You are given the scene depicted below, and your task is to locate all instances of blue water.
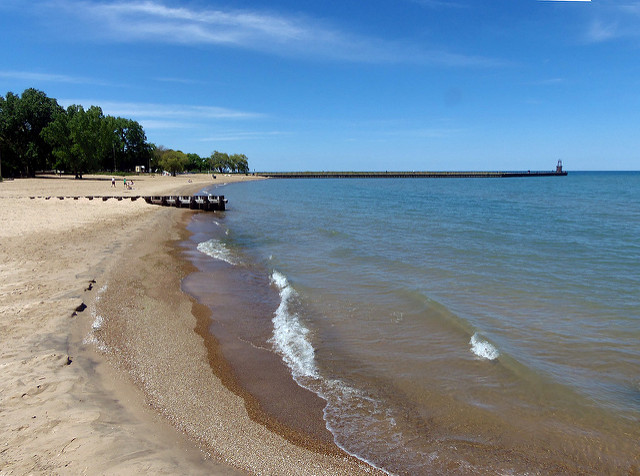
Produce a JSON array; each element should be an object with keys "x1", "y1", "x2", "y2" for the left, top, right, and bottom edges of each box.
[{"x1": 197, "y1": 172, "x2": 640, "y2": 474}]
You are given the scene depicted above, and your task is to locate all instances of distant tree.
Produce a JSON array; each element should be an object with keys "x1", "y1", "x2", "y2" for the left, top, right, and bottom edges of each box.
[
  {"x1": 210, "y1": 150, "x2": 230, "y2": 173},
  {"x1": 99, "y1": 116, "x2": 149, "y2": 172},
  {"x1": 40, "y1": 106, "x2": 73, "y2": 173},
  {"x1": 0, "y1": 88, "x2": 62, "y2": 177},
  {"x1": 150, "y1": 144, "x2": 168, "y2": 173},
  {"x1": 112, "y1": 117, "x2": 149, "y2": 171},
  {"x1": 1, "y1": 88, "x2": 153, "y2": 178},
  {"x1": 229, "y1": 153, "x2": 249, "y2": 174},
  {"x1": 186, "y1": 152, "x2": 207, "y2": 172},
  {"x1": 42, "y1": 105, "x2": 112, "y2": 178},
  {"x1": 207, "y1": 150, "x2": 250, "y2": 174},
  {"x1": 158, "y1": 149, "x2": 188, "y2": 176}
]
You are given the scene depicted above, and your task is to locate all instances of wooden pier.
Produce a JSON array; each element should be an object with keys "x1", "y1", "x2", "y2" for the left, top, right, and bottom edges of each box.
[{"x1": 27, "y1": 194, "x2": 227, "y2": 211}]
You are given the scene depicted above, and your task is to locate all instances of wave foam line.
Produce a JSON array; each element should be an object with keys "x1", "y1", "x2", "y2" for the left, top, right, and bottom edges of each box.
[
  {"x1": 269, "y1": 270, "x2": 318, "y2": 379},
  {"x1": 470, "y1": 332, "x2": 500, "y2": 360},
  {"x1": 197, "y1": 239, "x2": 239, "y2": 265},
  {"x1": 84, "y1": 284, "x2": 109, "y2": 352},
  {"x1": 268, "y1": 270, "x2": 393, "y2": 474}
]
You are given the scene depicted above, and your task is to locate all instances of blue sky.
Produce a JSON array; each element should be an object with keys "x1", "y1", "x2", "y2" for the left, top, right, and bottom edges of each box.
[{"x1": 1, "y1": 0, "x2": 638, "y2": 171}]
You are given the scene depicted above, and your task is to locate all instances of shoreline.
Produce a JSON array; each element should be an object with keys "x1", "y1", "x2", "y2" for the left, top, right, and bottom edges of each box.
[
  {"x1": 184, "y1": 260, "x2": 342, "y2": 454},
  {"x1": 180, "y1": 216, "x2": 343, "y2": 454},
  {"x1": 0, "y1": 174, "x2": 377, "y2": 474},
  {"x1": 93, "y1": 190, "x2": 375, "y2": 474}
]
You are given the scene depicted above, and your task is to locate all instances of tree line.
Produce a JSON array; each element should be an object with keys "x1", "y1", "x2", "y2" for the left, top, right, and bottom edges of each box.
[
  {"x1": 154, "y1": 147, "x2": 249, "y2": 176},
  {"x1": 0, "y1": 88, "x2": 250, "y2": 179}
]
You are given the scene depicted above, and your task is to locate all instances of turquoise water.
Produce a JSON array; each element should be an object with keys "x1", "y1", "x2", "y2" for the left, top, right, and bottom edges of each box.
[{"x1": 195, "y1": 172, "x2": 640, "y2": 474}]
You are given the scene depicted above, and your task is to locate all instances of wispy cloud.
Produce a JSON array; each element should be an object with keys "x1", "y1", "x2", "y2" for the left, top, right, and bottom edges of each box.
[
  {"x1": 582, "y1": 2, "x2": 640, "y2": 43},
  {"x1": 59, "y1": 99, "x2": 262, "y2": 120},
  {"x1": 41, "y1": 0, "x2": 499, "y2": 66},
  {"x1": 153, "y1": 77, "x2": 207, "y2": 85},
  {"x1": 134, "y1": 120, "x2": 192, "y2": 130},
  {"x1": 200, "y1": 131, "x2": 287, "y2": 142},
  {"x1": 0, "y1": 70, "x2": 109, "y2": 85},
  {"x1": 529, "y1": 77, "x2": 565, "y2": 86},
  {"x1": 586, "y1": 20, "x2": 619, "y2": 42}
]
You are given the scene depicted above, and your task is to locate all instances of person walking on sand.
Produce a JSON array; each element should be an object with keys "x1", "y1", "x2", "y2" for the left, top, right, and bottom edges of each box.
[
  {"x1": 123, "y1": 177, "x2": 127, "y2": 189},
  {"x1": 111, "y1": 177, "x2": 116, "y2": 187}
]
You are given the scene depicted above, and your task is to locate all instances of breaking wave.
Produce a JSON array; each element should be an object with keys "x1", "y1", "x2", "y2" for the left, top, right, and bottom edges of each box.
[
  {"x1": 269, "y1": 270, "x2": 318, "y2": 379},
  {"x1": 197, "y1": 239, "x2": 240, "y2": 265},
  {"x1": 470, "y1": 333, "x2": 500, "y2": 360}
]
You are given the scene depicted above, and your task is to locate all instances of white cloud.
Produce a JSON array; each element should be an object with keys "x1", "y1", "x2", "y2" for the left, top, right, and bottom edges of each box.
[
  {"x1": 200, "y1": 130, "x2": 286, "y2": 142},
  {"x1": 136, "y1": 119, "x2": 192, "y2": 130},
  {"x1": 586, "y1": 20, "x2": 619, "y2": 42},
  {"x1": 530, "y1": 77, "x2": 565, "y2": 85},
  {"x1": 42, "y1": 0, "x2": 498, "y2": 66},
  {"x1": 582, "y1": 2, "x2": 640, "y2": 43},
  {"x1": 153, "y1": 77, "x2": 207, "y2": 85},
  {"x1": 0, "y1": 70, "x2": 108, "y2": 85},
  {"x1": 58, "y1": 99, "x2": 262, "y2": 120}
]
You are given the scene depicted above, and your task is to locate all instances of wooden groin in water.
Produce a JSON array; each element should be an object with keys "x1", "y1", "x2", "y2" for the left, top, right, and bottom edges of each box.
[
  {"x1": 145, "y1": 195, "x2": 226, "y2": 211},
  {"x1": 27, "y1": 195, "x2": 227, "y2": 211}
]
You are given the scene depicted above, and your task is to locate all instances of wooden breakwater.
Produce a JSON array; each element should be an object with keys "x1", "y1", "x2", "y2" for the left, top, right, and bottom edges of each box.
[
  {"x1": 258, "y1": 171, "x2": 567, "y2": 179},
  {"x1": 28, "y1": 194, "x2": 227, "y2": 211},
  {"x1": 145, "y1": 195, "x2": 226, "y2": 211}
]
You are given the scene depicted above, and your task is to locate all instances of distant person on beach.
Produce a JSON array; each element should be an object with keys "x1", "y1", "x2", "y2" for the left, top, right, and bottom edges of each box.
[
  {"x1": 123, "y1": 177, "x2": 127, "y2": 188},
  {"x1": 111, "y1": 177, "x2": 116, "y2": 187}
]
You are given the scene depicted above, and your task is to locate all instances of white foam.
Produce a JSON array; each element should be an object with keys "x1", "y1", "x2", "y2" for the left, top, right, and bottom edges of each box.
[
  {"x1": 91, "y1": 313, "x2": 104, "y2": 330},
  {"x1": 267, "y1": 271, "x2": 400, "y2": 474},
  {"x1": 269, "y1": 270, "x2": 319, "y2": 380},
  {"x1": 197, "y1": 239, "x2": 239, "y2": 265},
  {"x1": 89, "y1": 284, "x2": 107, "y2": 333},
  {"x1": 84, "y1": 284, "x2": 109, "y2": 352},
  {"x1": 470, "y1": 333, "x2": 500, "y2": 360},
  {"x1": 82, "y1": 332, "x2": 109, "y2": 353}
]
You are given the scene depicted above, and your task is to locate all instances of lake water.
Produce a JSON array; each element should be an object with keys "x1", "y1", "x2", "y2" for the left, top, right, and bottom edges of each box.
[{"x1": 188, "y1": 172, "x2": 640, "y2": 474}]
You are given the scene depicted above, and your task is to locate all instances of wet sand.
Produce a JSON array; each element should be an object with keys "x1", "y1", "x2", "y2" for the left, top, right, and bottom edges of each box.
[
  {"x1": 0, "y1": 174, "x2": 377, "y2": 474},
  {"x1": 180, "y1": 236, "x2": 338, "y2": 451}
]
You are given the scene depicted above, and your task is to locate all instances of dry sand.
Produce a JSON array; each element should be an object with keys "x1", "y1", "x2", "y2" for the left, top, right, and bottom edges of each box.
[{"x1": 0, "y1": 175, "x2": 378, "y2": 475}]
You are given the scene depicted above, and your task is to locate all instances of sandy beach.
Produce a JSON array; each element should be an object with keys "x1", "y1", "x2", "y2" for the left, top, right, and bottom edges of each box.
[{"x1": 0, "y1": 174, "x2": 377, "y2": 475}]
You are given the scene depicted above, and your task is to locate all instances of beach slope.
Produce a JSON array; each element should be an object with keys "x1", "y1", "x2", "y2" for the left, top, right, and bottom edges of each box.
[{"x1": 0, "y1": 174, "x2": 375, "y2": 475}]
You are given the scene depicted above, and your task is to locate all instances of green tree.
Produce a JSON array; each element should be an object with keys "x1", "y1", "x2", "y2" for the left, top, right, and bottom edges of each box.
[
  {"x1": 102, "y1": 116, "x2": 150, "y2": 172},
  {"x1": 186, "y1": 153, "x2": 206, "y2": 172},
  {"x1": 42, "y1": 105, "x2": 111, "y2": 178},
  {"x1": 210, "y1": 150, "x2": 230, "y2": 173},
  {"x1": 229, "y1": 153, "x2": 249, "y2": 174},
  {"x1": 149, "y1": 143, "x2": 166, "y2": 172},
  {"x1": 0, "y1": 88, "x2": 62, "y2": 177},
  {"x1": 113, "y1": 117, "x2": 149, "y2": 171},
  {"x1": 158, "y1": 149, "x2": 188, "y2": 176},
  {"x1": 40, "y1": 105, "x2": 73, "y2": 172}
]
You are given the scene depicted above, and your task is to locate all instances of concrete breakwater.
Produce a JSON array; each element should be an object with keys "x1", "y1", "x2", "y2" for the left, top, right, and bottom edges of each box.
[{"x1": 258, "y1": 171, "x2": 568, "y2": 179}]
